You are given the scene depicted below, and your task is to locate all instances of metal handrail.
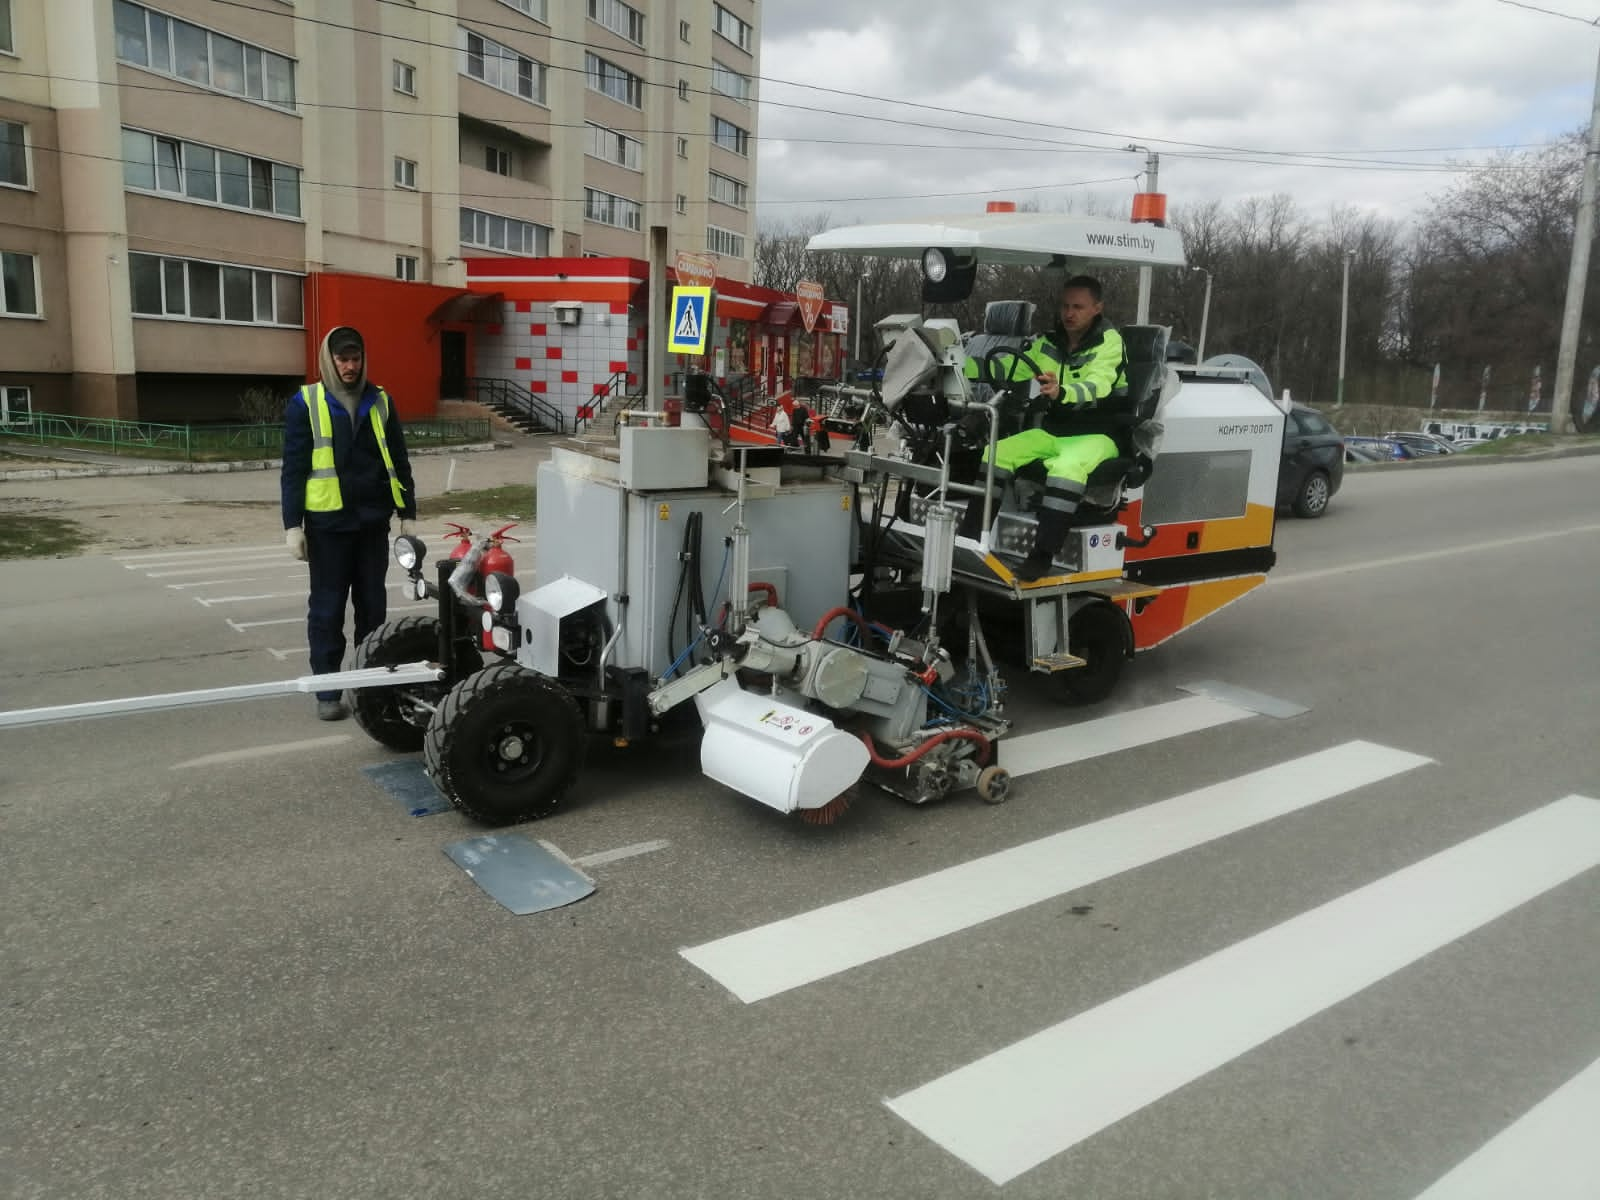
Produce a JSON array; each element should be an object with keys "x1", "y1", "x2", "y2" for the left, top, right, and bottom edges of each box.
[
  {"x1": 574, "y1": 371, "x2": 632, "y2": 432},
  {"x1": 466, "y1": 377, "x2": 565, "y2": 434}
]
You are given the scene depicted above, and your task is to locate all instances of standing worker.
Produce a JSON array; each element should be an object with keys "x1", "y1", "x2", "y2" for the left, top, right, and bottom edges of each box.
[
  {"x1": 962, "y1": 276, "x2": 1127, "y2": 581},
  {"x1": 281, "y1": 326, "x2": 418, "y2": 721}
]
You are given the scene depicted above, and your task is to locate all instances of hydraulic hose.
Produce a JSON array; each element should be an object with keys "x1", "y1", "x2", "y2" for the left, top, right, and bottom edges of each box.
[
  {"x1": 859, "y1": 728, "x2": 991, "y2": 769},
  {"x1": 812, "y1": 605, "x2": 876, "y2": 646}
]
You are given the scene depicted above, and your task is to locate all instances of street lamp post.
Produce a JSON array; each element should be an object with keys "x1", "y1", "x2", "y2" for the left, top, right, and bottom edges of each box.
[
  {"x1": 1191, "y1": 266, "x2": 1213, "y2": 361},
  {"x1": 1336, "y1": 249, "x2": 1355, "y2": 408}
]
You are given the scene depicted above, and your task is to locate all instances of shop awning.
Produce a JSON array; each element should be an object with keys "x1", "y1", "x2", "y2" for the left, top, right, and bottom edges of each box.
[
  {"x1": 428, "y1": 290, "x2": 503, "y2": 324},
  {"x1": 761, "y1": 301, "x2": 801, "y2": 328}
]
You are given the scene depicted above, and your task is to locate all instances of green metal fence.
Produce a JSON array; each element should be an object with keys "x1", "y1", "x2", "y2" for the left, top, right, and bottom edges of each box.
[{"x1": 0, "y1": 413, "x2": 492, "y2": 461}]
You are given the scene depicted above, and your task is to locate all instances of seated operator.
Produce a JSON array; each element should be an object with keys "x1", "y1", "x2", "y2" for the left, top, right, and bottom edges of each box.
[{"x1": 960, "y1": 274, "x2": 1127, "y2": 581}]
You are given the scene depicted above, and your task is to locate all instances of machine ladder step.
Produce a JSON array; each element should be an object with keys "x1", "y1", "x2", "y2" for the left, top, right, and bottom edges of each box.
[{"x1": 1031, "y1": 652, "x2": 1087, "y2": 673}]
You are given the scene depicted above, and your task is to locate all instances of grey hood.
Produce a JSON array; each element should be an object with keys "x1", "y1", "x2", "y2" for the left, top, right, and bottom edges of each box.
[{"x1": 318, "y1": 328, "x2": 367, "y2": 416}]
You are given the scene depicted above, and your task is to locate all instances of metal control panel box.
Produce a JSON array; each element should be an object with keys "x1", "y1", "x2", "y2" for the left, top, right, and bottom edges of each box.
[{"x1": 620, "y1": 426, "x2": 710, "y2": 490}]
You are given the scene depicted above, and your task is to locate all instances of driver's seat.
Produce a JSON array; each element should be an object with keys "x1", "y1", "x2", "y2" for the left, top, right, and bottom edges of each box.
[{"x1": 962, "y1": 300, "x2": 1035, "y2": 401}]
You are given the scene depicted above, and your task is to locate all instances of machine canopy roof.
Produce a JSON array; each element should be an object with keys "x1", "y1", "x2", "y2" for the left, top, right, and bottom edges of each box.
[{"x1": 805, "y1": 212, "x2": 1188, "y2": 270}]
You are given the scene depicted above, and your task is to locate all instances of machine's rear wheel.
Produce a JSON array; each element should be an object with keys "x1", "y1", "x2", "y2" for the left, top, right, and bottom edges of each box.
[
  {"x1": 424, "y1": 662, "x2": 584, "y2": 825},
  {"x1": 351, "y1": 616, "x2": 479, "y2": 751},
  {"x1": 1055, "y1": 601, "x2": 1131, "y2": 705}
]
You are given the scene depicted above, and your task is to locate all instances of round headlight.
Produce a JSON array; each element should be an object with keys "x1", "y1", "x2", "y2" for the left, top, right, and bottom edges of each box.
[
  {"x1": 393, "y1": 534, "x2": 425, "y2": 570},
  {"x1": 922, "y1": 247, "x2": 948, "y2": 284},
  {"x1": 484, "y1": 571, "x2": 520, "y2": 614}
]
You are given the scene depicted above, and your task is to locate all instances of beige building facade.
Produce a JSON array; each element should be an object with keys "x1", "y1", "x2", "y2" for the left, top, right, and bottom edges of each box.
[{"x1": 0, "y1": 0, "x2": 759, "y2": 421}]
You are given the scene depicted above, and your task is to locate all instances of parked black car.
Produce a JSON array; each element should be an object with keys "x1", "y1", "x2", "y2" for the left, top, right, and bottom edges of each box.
[{"x1": 1278, "y1": 404, "x2": 1345, "y2": 518}]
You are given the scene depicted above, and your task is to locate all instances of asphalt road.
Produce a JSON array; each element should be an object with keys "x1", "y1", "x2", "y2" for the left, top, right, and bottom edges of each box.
[{"x1": 3, "y1": 454, "x2": 1598, "y2": 1200}]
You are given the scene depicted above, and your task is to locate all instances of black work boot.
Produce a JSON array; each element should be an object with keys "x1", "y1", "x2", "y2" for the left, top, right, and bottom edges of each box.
[
  {"x1": 1016, "y1": 508, "x2": 1072, "y2": 582},
  {"x1": 957, "y1": 492, "x2": 988, "y2": 540}
]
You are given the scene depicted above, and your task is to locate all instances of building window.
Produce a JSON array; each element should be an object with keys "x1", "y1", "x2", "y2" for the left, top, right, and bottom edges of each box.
[
  {"x1": 484, "y1": 146, "x2": 511, "y2": 176},
  {"x1": 114, "y1": 2, "x2": 296, "y2": 111},
  {"x1": 675, "y1": 194, "x2": 687, "y2": 215},
  {"x1": 584, "y1": 188, "x2": 642, "y2": 232},
  {"x1": 677, "y1": 136, "x2": 689, "y2": 158},
  {"x1": 0, "y1": 250, "x2": 39, "y2": 316},
  {"x1": 1, "y1": 386, "x2": 32, "y2": 426},
  {"x1": 678, "y1": 79, "x2": 689, "y2": 102},
  {"x1": 496, "y1": 0, "x2": 548, "y2": 21},
  {"x1": 460, "y1": 207, "x2": 551, "y2": 254},
  {"x1": 0, "y1": 0, "x2": 12, "y2": 55},
  {"x1": 585, "y1": 52, "x2": 643, "y2": 108},
  {"x1": 712, "y1": 4, "x2": 752, "y2": 52},
  {"x1": 710, "y1": 60, "x2": 751, "y2": 103},
  {"x1": 711, "y1": 116, "x2": 749, "y2": 156},
  {"x1": 128, "y1": 252, "x2": 303, "y2": 326},
  {"x1": 393, "y1": 60, "x2": 416, "y2": 96},
  {"x1": 585, "y1": 122, "x2": 642, "y2": 171},
  {"x1": 706, "y1": 225, "x2": 745, "y2": 258},
  {"x1": 459, "y1": 28, "x2": 546, "y2": 104},
  {"x1": 121, "y1": 129, "x2": 302, "y2": 217},
  {"x1": 709, "y1": 171, "x2": 747, "y2": 210},
  {"x1": 394, "y1": 157, "x2": 417, "y2": 189},
  {"x1": 679, "y1": 20, "x2": 690, "y2": 42},
  {"x1": 396, "y1": 255, "x2": 418, "y2": 281},
  {"x1": 0, "y1": 121, "x2": 28, "y2": 188},
  {"x1": 586, "y1": 0, "x2": 644, "y2": 45}
]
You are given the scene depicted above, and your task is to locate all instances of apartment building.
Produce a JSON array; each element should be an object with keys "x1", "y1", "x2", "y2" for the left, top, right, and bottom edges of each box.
[{"x1": 0, "y1": 0, "x2": 760, "y2": 421}]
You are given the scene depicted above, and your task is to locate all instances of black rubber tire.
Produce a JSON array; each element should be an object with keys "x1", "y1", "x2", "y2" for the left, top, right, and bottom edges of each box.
[
  {"x1": 1055, "y1": 601, "x2": 1132, "y2": 706},
  {"x1": 1292, "y1": 469, "x2": 1332, "y2": 518},
  {"x1": 423, "y1": 662, "x2": 584, "y2": 825},
  {"x1": 351, "y1": 616, "x2": 479, "y2": 752}
]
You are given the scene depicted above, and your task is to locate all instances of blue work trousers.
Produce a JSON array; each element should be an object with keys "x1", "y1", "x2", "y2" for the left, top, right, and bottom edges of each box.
[{"x1": 306, "y1": 523, "x2": 392, "y2": 700}]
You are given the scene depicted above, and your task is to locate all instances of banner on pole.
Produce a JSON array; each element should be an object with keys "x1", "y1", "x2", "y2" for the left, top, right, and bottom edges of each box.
[
  {"x1": 674, "y1": 251, "x2": 717, "y2": 291},
  {"x1": 796, "y1": 281, "x2": 825, "y2": 334}
]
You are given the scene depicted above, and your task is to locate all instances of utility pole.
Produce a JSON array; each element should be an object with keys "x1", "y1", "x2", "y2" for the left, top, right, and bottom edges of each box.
[
  {"x1": 1127, "y1": 144, "x2": 1158, "y2": 323},
  {"x1": 854, "y1": 274, "x2": 862, "y2": 366},
  {"x1": 1192, "y1": 266, "x2": 1213, "y2": 361},
  {"x1": 1552, "y1": 40, "x2": 1600, "y2": 435},
  {"x1": 1337, "y1": 249, "x2": 1355, "y2": 408}
]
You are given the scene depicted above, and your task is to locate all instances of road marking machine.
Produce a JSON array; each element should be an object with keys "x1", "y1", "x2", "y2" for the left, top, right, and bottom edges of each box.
[{"x1": 1, "y1": 212, "x2": 1287, "y2": 827}]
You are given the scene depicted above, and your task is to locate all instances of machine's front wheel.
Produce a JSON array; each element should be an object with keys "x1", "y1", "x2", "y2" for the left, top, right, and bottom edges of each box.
[
  {"x1": 976, "y1": 765, "x2": 1011, "y2": 804},
  {"x1": 1055, "y1": 601, "x2": 1131, "y2": 706},
  {"x1": 352, "y1": 616, "x2": 479, "y2": 751},
  {"x1": 424, "y1": 662, "x2": 584, "y2": 825}
]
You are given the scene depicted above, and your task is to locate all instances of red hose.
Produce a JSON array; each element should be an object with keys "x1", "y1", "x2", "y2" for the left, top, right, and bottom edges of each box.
[
  {"x1": 813, "y1": 605, "x2": 875, "y2": 645},
  {"x1": 859, "y1": 728, "x2": 991, "y2": 769},
  {"x1": 749, "y1": 581, "x2": 779, "y2": 609}
]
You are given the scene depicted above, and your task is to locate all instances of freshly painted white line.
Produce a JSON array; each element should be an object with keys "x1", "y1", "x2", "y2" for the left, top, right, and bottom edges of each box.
[
  {"x1": 115, "y1": 544, "x2": 284, "y2": 562},
  {"x1": 1001, "y1": 695, "x2": 1252, "y2": 778},
  {"x1": 146, "y1": 558, "x2": 297, "y2": 577},
  {"x1": 195, "y1": 591, "x2": 300, "y2": 605},
  {"x1": 172, "y1": 735, "x2": 351, "y2": 769},
  {"x1": 887, "y1": 795, "x2": 1600, "y2": 1187},
  {"x1": 226, "y1": 602, "x2": 431, "y2": 632},
  {"x1": 1272, "y1": 523, "x2": 1600, "y2": 587},
  {"x1": 1413, "y1": 1055, "x2": 1600, "y2": 1200},
  {"x1": 266, "y1": 648, "x2": 300, "y2": 661},
  {"x1": 681, "y1": 741, "x2": 1432, "y2": 1005},
  {"x1": 573, "y1": 839, "x2": 671, "y2": 867},
  {"x1": 168, "y1": 577, "x2": 265, "y2": 589}
]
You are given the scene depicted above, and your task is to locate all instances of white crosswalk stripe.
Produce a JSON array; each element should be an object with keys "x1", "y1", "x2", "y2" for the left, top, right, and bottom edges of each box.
[
  {"x1": 887, "y1": 795, "x2": 1600, "y2": 1185},
  {"x1": 682, "y1": 740, "x2": 1431, "y2": 1003}
]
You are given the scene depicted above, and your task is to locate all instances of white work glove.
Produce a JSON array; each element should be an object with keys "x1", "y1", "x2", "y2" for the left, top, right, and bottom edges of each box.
[
  {"x1": 286, "y1": 527, "x2": 307, "y2": 561},
  {"x1": 399, "y1": 519, "x2": 416, "y2": 537}
]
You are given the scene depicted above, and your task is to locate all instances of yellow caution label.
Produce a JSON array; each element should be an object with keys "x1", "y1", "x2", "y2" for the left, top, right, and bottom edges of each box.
[
  {"x1": 841, "y1": 494, "x2": 852, "y2": 511},
  {"x1": 658, "y1": 503, "x2": 671, "y2": 520}
]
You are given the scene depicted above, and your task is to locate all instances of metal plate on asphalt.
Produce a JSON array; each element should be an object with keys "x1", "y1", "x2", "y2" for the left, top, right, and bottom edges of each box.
[
  {"x1": 361, "y1": 760, "x2": 450, "y2": 816},
  {"x1": 443, "y1": 834, "x2": 596, "y2": 914},
  {"x1": 1178, "y1": 680, "x2": 1309, "y2": 719}
]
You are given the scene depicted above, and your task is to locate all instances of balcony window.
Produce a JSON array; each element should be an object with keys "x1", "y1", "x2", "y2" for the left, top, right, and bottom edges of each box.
[
  {"x1": 585, "y1": 123, "x2": 642, "y2": 171},
  {"x1": 711, "y1": 116, "x2": 749, "y2": 156},
  {"x1": 122, "y1": 128, "x2": 301, "y2": 218},
  {"x1": 587, "y1": 0, "x2": 644, "y2": 45},
  {"x1": 584, "y1": 188, "x2": 642, "y2": 232},
  {"x1": 130, "y1": 252, "x2": 302, "y2": 325},
  {"x1": 114, "y1": 2, "x2": 297, "y2": 110},
  {"x1": 711, "y1": 60, "x2": 751, "y2": 103},
  {"x1": 460, "y1": 28, "x2": 546, "y2": 104},
  {"x1": 585, "y1": 52, "x2": 643, "y2": 108},
  {"x1": 712, "y1": 4, "x2": 752, "y2": 52}
]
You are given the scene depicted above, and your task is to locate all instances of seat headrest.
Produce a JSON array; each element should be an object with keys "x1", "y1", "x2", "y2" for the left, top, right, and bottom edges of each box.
[
  {"x1": 983, "y1": 300, "x2": 1035, "y2": 337},
  {"x1": 1120, "y1": 324, "x2": 1171, "y2": 366}
]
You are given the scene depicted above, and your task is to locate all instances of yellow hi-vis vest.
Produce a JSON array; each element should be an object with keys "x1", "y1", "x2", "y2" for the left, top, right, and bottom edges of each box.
[{"x1": 302, "y1": 382, "x2": 406, "y2": 512}]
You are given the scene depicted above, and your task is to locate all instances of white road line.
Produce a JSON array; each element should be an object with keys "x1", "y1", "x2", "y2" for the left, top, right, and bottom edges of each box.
[
  {"x1": 1002, "y1": 695, "x2": 1252, "y2": 778},
  {"x1": 1413, "y1": 1055, "x2": 1600, "y2": 1200},
  {"x1": 266, "y1": 648, "x2": 300, "y2": 661},
  {"x1": 115, "y1": 544, "x2": 285, "y2": 562},
  {"x1": 168, "y1": 577, "x2": 269, "y2": 590},
  {"x1": 1272, "y1": 522, "x2": 1600, "y2": 587},
  {"x1": 226, "y1": 601, "x2": 432, "y2": 632},
  {"x1": 681, "y1": 740, "x2": 1431, "y2": 1005},
  {"x1": 172, "y1": 735, "x2": 352, "y2": 770},
  {"x1": 573, "y1": 839, "x2": 671, "y2": 868},
  {"x1": 886, "y1": 795, "x2": 1600, "y2": 1187},
  {"x1": 146, "y1": 559, "x2": 297, "y2": 577},
  {"x1": 196, "y1": 591, "x2": 301, "y2": 606}
]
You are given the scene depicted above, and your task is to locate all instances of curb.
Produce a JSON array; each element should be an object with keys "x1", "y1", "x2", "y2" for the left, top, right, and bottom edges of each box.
[{"x1": 0, "y1": 440, "x2": 506, "y2": 483}]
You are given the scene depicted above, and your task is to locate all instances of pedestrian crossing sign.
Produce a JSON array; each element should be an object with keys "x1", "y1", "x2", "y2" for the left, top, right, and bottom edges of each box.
[{"x1": 668, "y1": 286, "x2": 713, "y2": 355}]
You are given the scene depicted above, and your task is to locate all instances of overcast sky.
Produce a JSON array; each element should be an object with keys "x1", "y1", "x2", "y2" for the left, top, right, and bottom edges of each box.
[{"x1": 751, "y1": 0, "x2": 1600, "y2": 233}]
